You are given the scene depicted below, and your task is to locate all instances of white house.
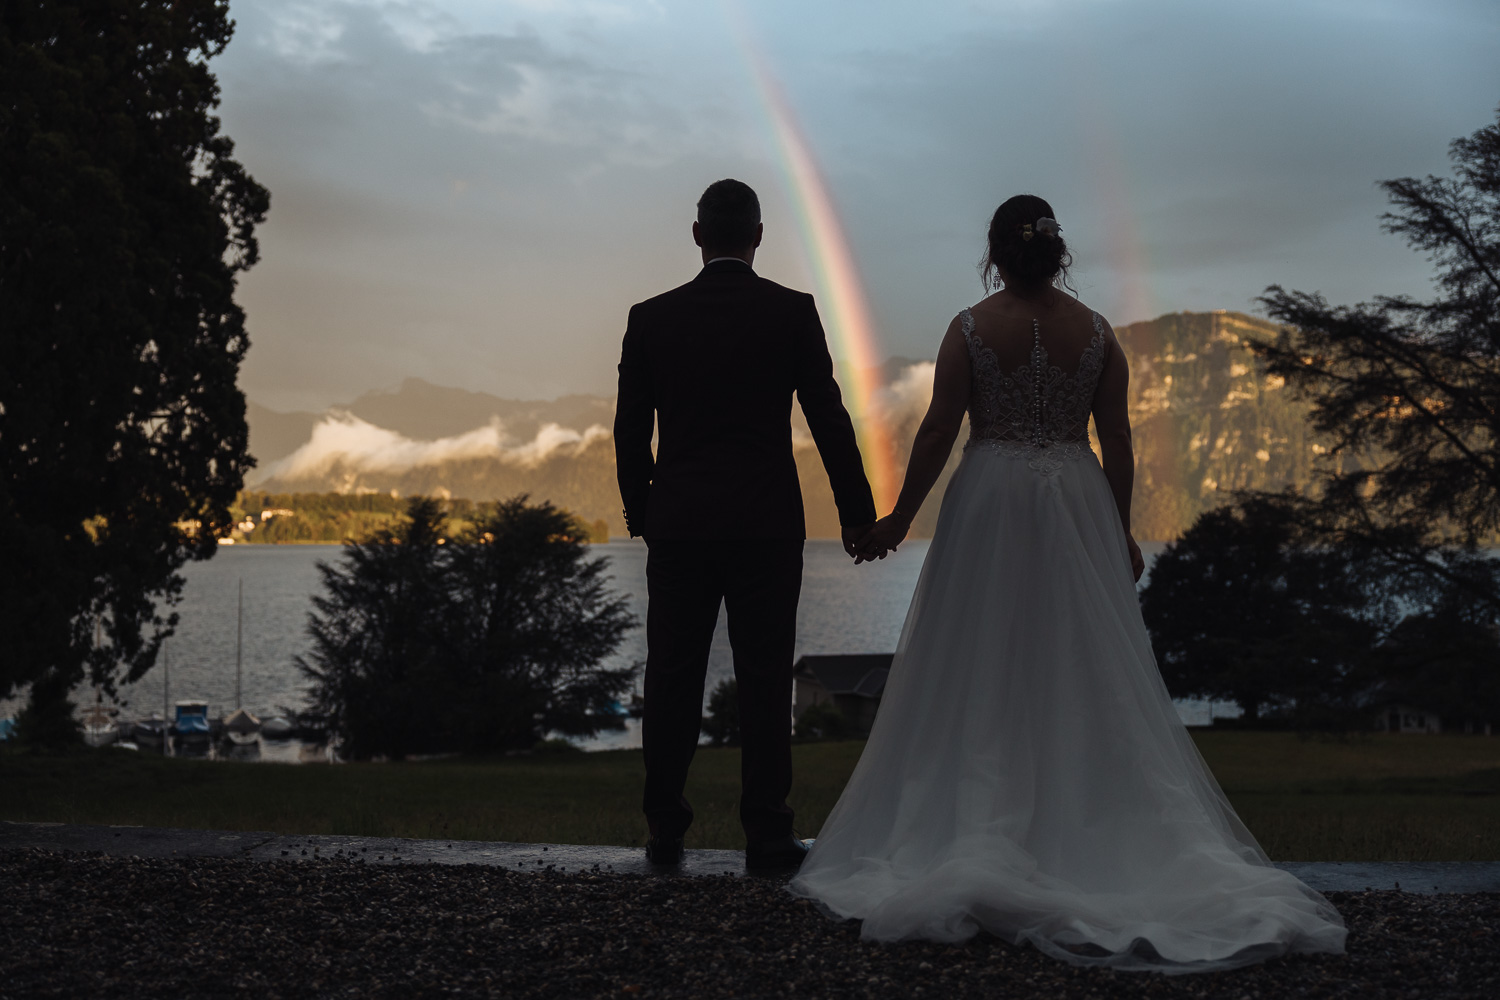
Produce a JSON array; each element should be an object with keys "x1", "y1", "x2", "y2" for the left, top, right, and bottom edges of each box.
[{"x1": 1373, "y1": 704, "x2": 1443, "y2": 734}]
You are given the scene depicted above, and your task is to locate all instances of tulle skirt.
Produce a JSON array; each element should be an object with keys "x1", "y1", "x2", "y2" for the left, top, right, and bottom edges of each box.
[{"x1": 789, "y1": 444, "x2": 1347, "y2": 973}]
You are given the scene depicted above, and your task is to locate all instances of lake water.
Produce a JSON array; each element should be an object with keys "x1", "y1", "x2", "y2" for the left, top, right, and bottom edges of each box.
[{"x1": 7, "y1": 540, "x2": 1237, "y2": 756}]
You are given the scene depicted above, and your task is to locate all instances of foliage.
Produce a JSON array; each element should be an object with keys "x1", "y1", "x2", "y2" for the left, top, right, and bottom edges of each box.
[
  {"x1": 794, "y1": 702, "x2": 852, "y2": 741},
  {"x1": 0, "y1": 2, "x2": 268, "y2": 732},
  {"x1": 298, "y1": 496, "x2": 637, "y2": 759},
  {"x1": 700, "y1": 677, "x2": 740, "y2": 747},
  {"x1": 1146, "y1": 487, "x2": 1500, "y2": 728},
  {"x1": 1252, "y1": 104, "x2": 1500, "y2": 558},
  {"x1": 9, "y1": 670, "x2": 83, "y2": 749},
  {"x1": 1356, "y1": 557, "x2": 1500, "y2": 727},
  {"x1": 1141, "y1": 496, "x2": 1384, "y2": 723}
]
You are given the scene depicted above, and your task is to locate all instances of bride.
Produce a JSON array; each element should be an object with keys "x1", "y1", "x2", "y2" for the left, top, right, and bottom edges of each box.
[{"x1": 789, "y1": 195, "x2": 1347, "y2": 973}]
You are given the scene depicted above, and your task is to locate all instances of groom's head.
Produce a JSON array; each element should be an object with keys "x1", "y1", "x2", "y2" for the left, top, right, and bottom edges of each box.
[{"x1": 694, "y1": 179, "x2": 763, "y2": 264}]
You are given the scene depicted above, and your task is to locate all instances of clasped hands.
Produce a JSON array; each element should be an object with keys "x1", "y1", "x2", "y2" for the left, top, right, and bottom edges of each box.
[{"x1": 841, "y1": 511, "x2": 913, "y2": 565}]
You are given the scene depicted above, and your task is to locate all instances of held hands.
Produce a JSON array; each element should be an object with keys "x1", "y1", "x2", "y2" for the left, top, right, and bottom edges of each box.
[{"x1": 845, "y1": 511, "x2": 913, "y2": 563}]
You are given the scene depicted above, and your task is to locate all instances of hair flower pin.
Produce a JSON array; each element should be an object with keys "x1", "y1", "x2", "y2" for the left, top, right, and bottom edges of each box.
[
  {"x1": 1035, "y1": 217, "x2": 1061, "y2": 238},
  {"x1": 1020, "y1": 223, "x2": 1034, "y2": 241}
]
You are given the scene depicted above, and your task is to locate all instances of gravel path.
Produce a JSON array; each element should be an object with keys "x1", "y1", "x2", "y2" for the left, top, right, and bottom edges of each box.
[{"x1": 2, "y1": 848, "x2": 1496, "y2": 999}]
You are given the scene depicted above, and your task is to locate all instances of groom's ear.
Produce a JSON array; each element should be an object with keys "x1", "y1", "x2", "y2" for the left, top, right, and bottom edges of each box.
[
  {"x1": 754, "y1": 222, "x2": 763, "y2": 248},
  {"x1": 692, "y1": 221, "x2": 703, "y2": 248}
]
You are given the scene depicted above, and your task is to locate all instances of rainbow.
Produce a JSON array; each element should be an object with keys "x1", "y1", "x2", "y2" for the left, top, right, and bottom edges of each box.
[{"x1": 727, "y1": 14, "x2": 900, "y2": 514}]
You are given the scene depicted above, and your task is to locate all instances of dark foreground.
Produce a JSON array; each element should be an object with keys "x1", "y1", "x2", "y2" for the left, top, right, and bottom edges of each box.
[{"x1": 2, "y1": 849, "x2": 1495, "y2": 999}]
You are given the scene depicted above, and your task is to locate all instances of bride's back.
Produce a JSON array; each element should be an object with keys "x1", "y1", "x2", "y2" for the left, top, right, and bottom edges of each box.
[{"x1": 965, "y1": 289, "x2": 1101, "y2": 378}]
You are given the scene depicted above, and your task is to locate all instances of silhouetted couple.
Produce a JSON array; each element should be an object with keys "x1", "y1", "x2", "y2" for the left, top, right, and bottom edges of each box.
[{"x1": 614, "y1": 179, "x2": 1346, "y2": 971}]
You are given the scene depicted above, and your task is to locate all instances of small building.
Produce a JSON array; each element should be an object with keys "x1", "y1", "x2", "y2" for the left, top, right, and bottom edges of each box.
[
  {"x1": 1373, "y1": 703, "x2": 1442, "y2": 734},
  {"x1": 793, "y1": 654, "x2": 892, "y2": 736}
]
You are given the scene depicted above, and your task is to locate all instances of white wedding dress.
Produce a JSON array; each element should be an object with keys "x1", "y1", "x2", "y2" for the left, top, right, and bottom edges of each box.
[{"x1": 789, "y1": 308, "x2": 1347, "y2": 973}]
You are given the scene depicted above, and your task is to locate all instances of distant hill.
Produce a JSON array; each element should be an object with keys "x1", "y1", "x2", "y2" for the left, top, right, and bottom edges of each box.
[{"x1": 247, "y1": 312, "x2": 1323, "y2": 541}]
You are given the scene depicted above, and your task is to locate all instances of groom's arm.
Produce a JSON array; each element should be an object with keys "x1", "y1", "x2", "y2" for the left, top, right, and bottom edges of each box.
[
  {"x1": 793, "y1": 294, "x2": 877, "y2": 528},
  {"x1": 614, "y1": 306, "x2": 655, "y2": 538}
]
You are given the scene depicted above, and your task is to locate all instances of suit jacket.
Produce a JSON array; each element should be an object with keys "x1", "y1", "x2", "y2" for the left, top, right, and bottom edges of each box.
[{"x1": 614, "y1": 258, "x2": 876, "y2": 540}]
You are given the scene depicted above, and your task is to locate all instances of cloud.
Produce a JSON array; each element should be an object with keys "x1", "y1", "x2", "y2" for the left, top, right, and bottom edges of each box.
[
  {"x1": 261, "y1": 411, "x2": 610, "y2": 481},
  {"x1": 878, "y1": 362, "x2": 936, "y2": 424}
]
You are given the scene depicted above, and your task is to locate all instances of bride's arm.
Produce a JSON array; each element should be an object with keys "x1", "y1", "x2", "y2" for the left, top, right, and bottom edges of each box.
[
  {"x1": 861, "y1": 316, "x2": 970, "y2": 552},
  {"x1": 1091, "y1": 319, "x2": 1145, "y2": 579}
]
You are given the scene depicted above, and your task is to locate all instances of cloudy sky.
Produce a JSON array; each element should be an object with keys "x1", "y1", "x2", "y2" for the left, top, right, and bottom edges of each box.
[{"x1": 216, "y1": 0, "x2": 1500, "y2": 412}]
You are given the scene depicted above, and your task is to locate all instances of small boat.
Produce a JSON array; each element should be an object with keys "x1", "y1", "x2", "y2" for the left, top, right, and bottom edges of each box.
[
  {"x1": 223, "y1": 707, "x2": 261, "y2": 745},
  {"x1": 171, "y1": 700, "x2": 212, "y2": 743},
  {"x1": 131, "y1": 714, "x2": 167, "y2": 747},
  {"x1": 222, "y1": 738, "x2": 260, "y2": 761},
  {"x1": 81, "y1": 703, "x2": 118, "y2": 747},
  {"x1": 259, "y1": 715, "x2": 295, "y2": 740}
]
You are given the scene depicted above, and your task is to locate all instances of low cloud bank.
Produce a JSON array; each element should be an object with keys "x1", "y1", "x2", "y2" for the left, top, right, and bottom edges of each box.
[
  {"x1": 260, "y1": 411, "x2": 611, "y2": 481},
  {"x1": 877, "y1": 362, "x2": 936, "y2": 425}
]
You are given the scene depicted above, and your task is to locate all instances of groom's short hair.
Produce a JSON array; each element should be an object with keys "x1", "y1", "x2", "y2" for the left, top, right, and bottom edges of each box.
[{"x1": 697, "y1": 179, "x2": 761, "y2": 250}]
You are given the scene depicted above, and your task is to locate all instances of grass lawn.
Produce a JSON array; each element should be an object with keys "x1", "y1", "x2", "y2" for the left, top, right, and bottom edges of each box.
[{"x1": 2, "y1": 732, "x2": 1497, "y2": 861}]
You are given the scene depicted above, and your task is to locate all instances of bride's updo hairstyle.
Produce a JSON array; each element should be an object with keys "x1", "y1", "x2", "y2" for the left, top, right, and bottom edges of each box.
[{"x1": 981, "y1": 194, "x2": 1073, "y2": 294}]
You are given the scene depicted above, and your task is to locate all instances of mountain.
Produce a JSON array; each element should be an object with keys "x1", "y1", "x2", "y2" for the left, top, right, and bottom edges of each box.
[
  {"x1": 1114, "y1": 311, "x2": 1319, "y2": 541},
  {"x1": 246, "y1": 312, "x2": 1322, "y2": 541}
]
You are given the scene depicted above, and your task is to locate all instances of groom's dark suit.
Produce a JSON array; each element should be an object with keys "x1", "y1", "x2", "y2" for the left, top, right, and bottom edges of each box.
[{"x1": 615, "y1": 257, "x2": 875, "y2": 844}]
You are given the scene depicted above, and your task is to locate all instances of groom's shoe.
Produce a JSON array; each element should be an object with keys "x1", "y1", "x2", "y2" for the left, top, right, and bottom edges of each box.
[
  {"x1": 645, "y1": 835, "x2": 684, "y2": 866},
  {"x1": 745, "y1": 835, "x2": 810, "y2": 871}
]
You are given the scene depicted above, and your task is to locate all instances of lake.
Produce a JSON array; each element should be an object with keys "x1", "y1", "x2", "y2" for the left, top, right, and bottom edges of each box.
[{"x1": 8, "y1": 539, "x2": 1237, "y2": 755}]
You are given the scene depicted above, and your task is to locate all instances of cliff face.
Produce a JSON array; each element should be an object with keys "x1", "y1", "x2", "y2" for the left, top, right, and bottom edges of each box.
[
  {"x1": 248, "y1": 312, "x2": 1324, "y2": 542},
  {"x1": 1116, "y1": 311, "x2": 1319, "y2": 541}
]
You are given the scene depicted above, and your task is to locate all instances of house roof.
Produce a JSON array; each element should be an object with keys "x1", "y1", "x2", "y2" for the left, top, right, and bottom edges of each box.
[{"x1": 793, "y1": 654, "x2": 893, "y2": 700}]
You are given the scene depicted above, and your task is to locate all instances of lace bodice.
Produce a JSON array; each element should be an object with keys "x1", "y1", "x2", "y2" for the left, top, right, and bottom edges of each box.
[{"x1": 961, "y1": 307, "x2": 1107, "y2": 474}]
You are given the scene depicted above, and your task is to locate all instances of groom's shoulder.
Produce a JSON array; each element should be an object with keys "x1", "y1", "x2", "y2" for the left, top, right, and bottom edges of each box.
[
  {"x1": 751, "y1": 274, "x2": 815, "y2": 306},
  {"x1": 629, "y1": 273, "x2": 814, "y2": 315},
  {"x1": 630, "y1": 279, "x2": 693, "y2": 311}
]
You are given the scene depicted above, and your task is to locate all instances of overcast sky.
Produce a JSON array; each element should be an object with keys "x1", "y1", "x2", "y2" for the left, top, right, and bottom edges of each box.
[{"x1": 217, "y1": 0, "x2": 1500, "y2": 412}]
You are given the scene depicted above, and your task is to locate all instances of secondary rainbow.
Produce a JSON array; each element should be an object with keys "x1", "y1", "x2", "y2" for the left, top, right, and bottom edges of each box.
[{"x1": 730, "y1": 23, "x2": 900, "y2": 513}]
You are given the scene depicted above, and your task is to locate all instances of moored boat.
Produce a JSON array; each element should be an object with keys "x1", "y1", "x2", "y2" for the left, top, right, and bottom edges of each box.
[
  {"x1": 81, "y1": 703, "x2": 118, "y2": 747},
  {"x1": 131, "y1": 714, "x2": 167, "y2": 747},
  {"x1": 223, "y1": 707, "x2": 261, "y2": 745},
  {"x1": 171, "y1": 700, "x2": 212, "y2": 743},
  {"x1": 260, "y1": 715, "x2": 295, "y2": 740}
]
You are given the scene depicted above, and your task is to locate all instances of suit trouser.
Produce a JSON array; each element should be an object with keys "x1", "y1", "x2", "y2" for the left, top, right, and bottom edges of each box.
[{"x1": 641, "y1": 538, "x2": 803, "y2": 844}]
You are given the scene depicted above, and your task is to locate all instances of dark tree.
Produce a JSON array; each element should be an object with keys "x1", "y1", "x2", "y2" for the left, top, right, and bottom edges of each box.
[
  {"x1": 298, "y1": 498, "x2": 454, "y2": 760},
  {"x1": 1141, "y1": 496, "x2": 1380, "y2": 723},
  {"x1": 1354, "y1": 553, "x2": 1500, "y2": 730},
  {"x1": 1253, "y1": 104, "x2": 1500, "y2": 566},
  {"x1": 442, "y1": 497, "x2": 637, "y2": 752},
  {"x1": 0, "y1": 2, "x2": 268, "y2": 736},
  {"x1": 701, "y1": 677, "x2": 740, "y2": 747},
  {"x1": 299, "y1": 497, "x2": 637, "y2": 759}
]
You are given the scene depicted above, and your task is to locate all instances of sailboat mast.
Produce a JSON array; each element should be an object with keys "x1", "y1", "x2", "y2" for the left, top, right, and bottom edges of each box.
[
  {"x1": 163, "y1": 639, "x2": 170, "y2": 756},
  {"x1": 236, "y1": 578, "x2": 243, "y2": 711}
]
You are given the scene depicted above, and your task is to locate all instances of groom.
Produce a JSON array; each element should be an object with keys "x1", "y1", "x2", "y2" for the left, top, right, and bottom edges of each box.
[{"x1": 615, "y1": 179, "x2": 876, "y2": 869}]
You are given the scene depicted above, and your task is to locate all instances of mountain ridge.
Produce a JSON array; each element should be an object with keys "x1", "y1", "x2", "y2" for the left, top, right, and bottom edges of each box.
[{"x1": 247, "y1": 311, "x2": 1318, "y2": 541}]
